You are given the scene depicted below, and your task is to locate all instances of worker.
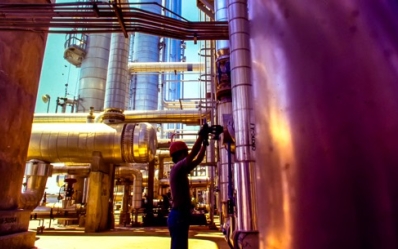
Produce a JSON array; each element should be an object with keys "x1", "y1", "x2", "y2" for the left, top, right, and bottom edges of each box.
[{"x1": 167, "y1": 124, "x2": 209, "y2": 249}]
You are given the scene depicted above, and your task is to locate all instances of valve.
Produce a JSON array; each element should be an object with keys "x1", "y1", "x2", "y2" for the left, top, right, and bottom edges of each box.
[
  {"x1": 209, "y1": 125, "x2": 224, "y2": 140},
  {"x1": 64, "y1": 178, "x2": 77, "y2": 199},
  {"x1": 201, "y1": 125, "x2": 224, "y2": 146}
]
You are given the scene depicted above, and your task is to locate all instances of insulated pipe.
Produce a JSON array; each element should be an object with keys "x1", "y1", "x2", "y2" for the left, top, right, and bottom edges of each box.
[
  {"x1": 27, "y1": 123, "x2": 157, "y2": 164},
  {"x1": 104, "y1": 18, "x2": 130, "y2": 110},
  {"x1": 19, "y1": 160, "x2": 52, "y2": 210},
  {"x1": 131, "y1": 168, "x2": 143, "y2": 209},
  {"x1": 51, "y1": 165, "x2": 91, "y2": 177},
  {"x1": 77, "y1": 33, "x2": 111, "y2": 112},
  {"x1": 215, "y1": 0, "x2": 230, "y2": 53},
  {"x1": 123, "y1": 110, "x2": 208, "y2": 124},
  {"x1": 128, "y1": 62, "x2": 204, "y2": 73},
  {"x1": 33, "y1": 110, "x2": 210, "y2": 125},
  {"x1": 228, "y1": 0, "x2": 257, "y2": 232},
  {"x1": 159, "y1": 177, "x2": 210, "y2": 186},
  {"x1": 215, "y1": 0, "x2": 233, "y2": 226}
]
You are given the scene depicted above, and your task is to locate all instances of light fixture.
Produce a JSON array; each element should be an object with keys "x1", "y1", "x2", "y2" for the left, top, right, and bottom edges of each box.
[{"x1": 42, "y1": 94, "x2": 51, "y2": 113}]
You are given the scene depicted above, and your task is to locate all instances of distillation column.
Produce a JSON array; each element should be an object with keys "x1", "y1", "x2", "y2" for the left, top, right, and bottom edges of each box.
[{"x1": 77, "y1": 31, "x2": 111, "y2": 112}]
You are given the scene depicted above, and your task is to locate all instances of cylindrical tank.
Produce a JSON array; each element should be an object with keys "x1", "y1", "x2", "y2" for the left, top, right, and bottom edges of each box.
[
  {"x1": 0, "y1": 0, "x2": 48, "y2": 210},
  {"x1": 250, "y1": 1, "x2": 398, "y2": 248}
]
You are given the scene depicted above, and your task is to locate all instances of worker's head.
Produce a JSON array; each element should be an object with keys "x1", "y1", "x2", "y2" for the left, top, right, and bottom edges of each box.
[{"x1": 169, "y1": 141, "x2": 188, "y2": 163}]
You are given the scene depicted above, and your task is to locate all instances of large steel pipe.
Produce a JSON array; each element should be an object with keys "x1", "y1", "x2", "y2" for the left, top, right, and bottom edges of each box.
[
  {"x1": 128, "y1": 62, "x2": 204, "y2": 73},
  {"x1": 104, "y1": 3, "x2": 130, "y2": 111},
  {"x1": 33, "y1": 110, "x2": 209, "y2": 125},
  {"x1": 228, "y1": 0, "x2": 257, "y2": 233},
  {"x1": 27, "y1": 123, "x2": 157, "y2": 164},
  {"x1": 19, "y1": 160, "x2": 52, "y2": 210},
  {"x1": 250, "y1": 1, "x2": 398, "y2": 249}
]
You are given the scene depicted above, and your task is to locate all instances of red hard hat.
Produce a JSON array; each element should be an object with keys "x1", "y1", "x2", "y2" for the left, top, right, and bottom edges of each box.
[{"x1": 169, "y1": 141, "x2": 188, "y2": 156}]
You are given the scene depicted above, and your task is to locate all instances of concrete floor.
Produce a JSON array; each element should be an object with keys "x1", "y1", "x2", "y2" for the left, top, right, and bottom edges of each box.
[{"x1": 31, "y1": 219, "x2": 231, "y2": 249}]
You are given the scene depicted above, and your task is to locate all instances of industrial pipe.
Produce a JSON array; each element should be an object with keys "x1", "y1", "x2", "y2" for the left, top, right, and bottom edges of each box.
[
  {"x1": 104, "y1": 7, "x2": 130, "y2": 111},
  {"x1": 114, "y1": 166, "x2": 144, "y2": 209},
  {"x1": 128, "y1": 62, "x2": 204, "y2": 73},
  {"x1": 228, "y1": 0, "x2": 257, "y2": 234},
  {"x1": 27, "y1": 123, "x2": 157, "y2": 164},
  {"x1": 33, "y1": 110, "x2": 210, "y2": 125},
  {"x1": 52, "y1": 165, "x2": 91, "y2": 177},
  {"x1": 19, "y1": 160, "x2": 52, "y2": 210}
]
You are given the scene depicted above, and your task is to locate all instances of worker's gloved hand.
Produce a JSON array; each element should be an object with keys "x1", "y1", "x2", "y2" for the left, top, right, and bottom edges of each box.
[{"x1": 198, "y1": 123, "x2": 209, "y2": 138}]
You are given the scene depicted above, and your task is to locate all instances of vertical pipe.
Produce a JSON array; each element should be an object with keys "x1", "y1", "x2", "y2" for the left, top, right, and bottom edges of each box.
[
  {"x1": 132, "y1": 169, "x2": 143, "y2": 209},
  {"x1": 215, "y1": 0, "x2": 233, "y2": 227},
  {"x1": 164, "y1": 0, "x2": 182, "y2": 133},
  {"x1": 228, "y1": 0, "x2": 257, "y2": 231},
  {"x1": 104, "y1": 28, "x2": 130, "y2": 110},
  {"x1": 82, "y1": 177, "x2": 88, "y2": 205}
]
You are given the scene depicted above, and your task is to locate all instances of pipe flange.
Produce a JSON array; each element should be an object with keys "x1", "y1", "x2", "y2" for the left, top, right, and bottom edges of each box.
[
  {"x1": 133, "y1": 123, "x2": 157, "y2": 163},
  {"x1": 102, "y1": 108, "x2": 125, "y2": 124}
]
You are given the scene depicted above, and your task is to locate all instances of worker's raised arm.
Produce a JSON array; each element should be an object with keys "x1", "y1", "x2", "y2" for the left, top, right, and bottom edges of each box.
[
  {"x1": 189, "y1": 145, "x2": 207, "y2": 171},
  {"x1": 185, "y1": 124, "x2": 209, "y2": 164}
]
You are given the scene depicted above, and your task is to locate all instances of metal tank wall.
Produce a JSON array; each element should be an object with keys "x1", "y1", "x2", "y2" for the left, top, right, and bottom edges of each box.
[{"x1": 249, "y1": 0, "x2": 398, "y2": 249}]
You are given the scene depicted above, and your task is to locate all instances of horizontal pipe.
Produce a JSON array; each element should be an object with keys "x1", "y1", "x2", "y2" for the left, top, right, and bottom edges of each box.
[
  {"x1": 33, "y1": 110, "x2": 210, "y2": 125},
  {"x1": 27, "y1": 123, "x2": 157, "y2": 164},
  {"x1": 52, "y1": 165, "x2": 91, "y2": 176},
  {"x1": 0, "y1": 3, "x2": 229, "y2": 40},
  {"x1": 128, "y1": 62, "x2": 204, "y2": 73},
  {"x1": 159, "y1": 176, "x2": 210, "y2": 186}
]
